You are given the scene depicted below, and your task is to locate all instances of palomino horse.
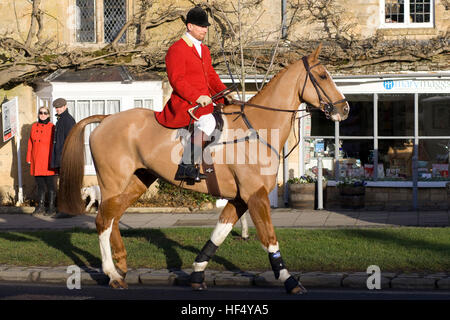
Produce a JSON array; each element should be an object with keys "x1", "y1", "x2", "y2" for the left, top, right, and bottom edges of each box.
[{"x1": 58, "y1": 44, "x2": 349, "y2": 294}]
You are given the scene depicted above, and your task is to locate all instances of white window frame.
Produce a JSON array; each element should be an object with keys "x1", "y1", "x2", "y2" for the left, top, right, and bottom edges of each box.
[
  {"x1": 379, "y1": 0, "x2": 434, "y2": 29},
  {"x1": 133, "y1": 98, "x2": 154, "y2": 109},
  {"x1": 65, "y1": 98, "x2": 122, "y2": 175}
]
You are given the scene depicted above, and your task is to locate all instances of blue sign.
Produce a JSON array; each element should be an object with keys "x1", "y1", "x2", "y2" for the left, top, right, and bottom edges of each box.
[
  {"x1": 315, "y1": 141, "x2": 324, "y2": 153},
  {"x1": 383, "y1": 80, "x2": 394, "y2": 90}
]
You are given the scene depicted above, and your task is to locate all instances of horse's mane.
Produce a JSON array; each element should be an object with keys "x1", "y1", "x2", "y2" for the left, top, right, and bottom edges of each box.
[{"x1": 247, "y1": 65, "x2": 291, "y2": 104}]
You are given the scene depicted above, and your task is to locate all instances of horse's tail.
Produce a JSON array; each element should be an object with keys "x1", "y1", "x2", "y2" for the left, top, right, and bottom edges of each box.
[{"x1": 58, "y1": 115, "x2": 109, "y2": 215}]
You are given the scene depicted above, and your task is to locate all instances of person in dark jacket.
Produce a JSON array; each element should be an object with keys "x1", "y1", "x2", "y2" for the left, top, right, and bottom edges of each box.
[
  {"x1": 50, "y1": 98, "x2": 76, "y2": 171},
  {"x1": 50, "y1": 98, "x2": 76, "y2": 219},
  {"x1": 26, "y1": 106, "x2": 57, "y2": 215}
]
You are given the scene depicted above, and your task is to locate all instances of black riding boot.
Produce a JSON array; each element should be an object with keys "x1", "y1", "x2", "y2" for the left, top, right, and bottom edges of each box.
[
  {"x1": 45, "y1": 190, "x2": 57, "y2": 216},
  {"x1": 175, "y1": 163, "x2": 206, "y2": 182},
  {"x1": 175, "y1": 133, "x2": 206, "y2": 183},
  {"x1": 33, "y1": 190, "x2": 46, "y2": 215}
]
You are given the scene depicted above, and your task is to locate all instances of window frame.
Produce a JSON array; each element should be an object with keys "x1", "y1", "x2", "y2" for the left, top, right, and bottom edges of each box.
[
  {"x1": 379, "y1": 0, "x2": 435, "y2": 29},
  {"x1": 75, "y1": 0, "x2": 97, "y2": 43},
  {"x1": 73, "y1": 0, "x2": 128, "y2": 45}
]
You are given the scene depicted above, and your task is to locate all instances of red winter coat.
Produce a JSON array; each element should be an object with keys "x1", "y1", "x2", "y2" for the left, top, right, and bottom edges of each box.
[
  {"x1": 155, "y1": 35, "x2": 227, "y2": 128},
  {"x1": 26, "y1": 121, "x2": 56, "y2": 176}
]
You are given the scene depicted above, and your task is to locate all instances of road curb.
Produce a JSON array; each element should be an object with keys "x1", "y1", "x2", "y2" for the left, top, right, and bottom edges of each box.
[
  {"x1": 0, "y1": 265, "x2": 448, "y2": 290},
  {"x1": 0, "y1": 206, "x2": 221, "y2": 214}
]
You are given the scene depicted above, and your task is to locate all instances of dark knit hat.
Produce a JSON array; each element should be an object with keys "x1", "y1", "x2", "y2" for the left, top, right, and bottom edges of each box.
[
  {"x1": 186, "y1": 7, "x2": 210, "y2": 27},
  {"x1": 53, "y1": 98, "x2": 67, "y2": 108}
]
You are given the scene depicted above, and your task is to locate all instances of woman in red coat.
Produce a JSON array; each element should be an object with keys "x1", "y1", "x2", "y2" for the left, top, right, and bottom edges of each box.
[{"x1": 26, "y1": 106, "x2": 56, "y2": 215}]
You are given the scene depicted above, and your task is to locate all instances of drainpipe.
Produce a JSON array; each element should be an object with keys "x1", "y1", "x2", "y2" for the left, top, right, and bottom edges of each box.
[{"x1": 281, "y1": 0, "x2": 287, "y2": 39}]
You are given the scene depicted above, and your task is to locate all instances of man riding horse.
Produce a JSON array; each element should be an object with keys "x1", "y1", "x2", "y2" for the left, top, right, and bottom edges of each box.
[{"x1": 155, "y1": 6, "x2": 232, "y2": 183}]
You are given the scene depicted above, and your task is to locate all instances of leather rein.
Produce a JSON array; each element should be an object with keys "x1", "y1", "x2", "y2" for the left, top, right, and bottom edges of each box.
[{"x1": 218, "y1": 57, "x2": 346, "y2": 158}]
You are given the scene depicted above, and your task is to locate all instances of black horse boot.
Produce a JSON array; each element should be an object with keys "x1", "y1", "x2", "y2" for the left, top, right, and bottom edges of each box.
[
  {"x1": 45, "y1": 190, "x2": 57, "y2": 216},
  {"x1": 33, "y1": 190, "x2": 46, "y2": 215}
]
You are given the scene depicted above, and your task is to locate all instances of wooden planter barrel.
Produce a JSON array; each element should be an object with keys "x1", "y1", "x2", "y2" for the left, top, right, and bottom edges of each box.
[
  {"x1": 289, "y1": 182, "x2": 327, "y2": 209},
  {"x1": 289, "y1": 183, "x2": 315, "y2": 209},
  {"x1": 338, "y1": 185, "x2": 365, "y2": 209}
]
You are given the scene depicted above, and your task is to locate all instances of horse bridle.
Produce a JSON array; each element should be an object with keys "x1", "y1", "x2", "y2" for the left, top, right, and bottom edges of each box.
[
  {"x1": 300, "y1": 56, "x2": 347, "y2": 119},
  {"x1": 188, "y1": 55, "x2": 347, "y2": 158}
]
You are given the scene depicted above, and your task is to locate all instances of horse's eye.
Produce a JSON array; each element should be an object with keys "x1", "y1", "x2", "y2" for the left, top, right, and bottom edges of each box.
[{"x1": 319, "y1": 74, "x2": 327, "y2": 80}]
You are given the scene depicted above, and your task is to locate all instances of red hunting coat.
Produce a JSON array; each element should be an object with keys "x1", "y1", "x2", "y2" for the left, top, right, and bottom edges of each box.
[
  {"x1": 155, "y1": 35, "x2": 227, "y2": 128},
  {"x1": 26, "y1": 122, "x2": 56, "y2": 176}
]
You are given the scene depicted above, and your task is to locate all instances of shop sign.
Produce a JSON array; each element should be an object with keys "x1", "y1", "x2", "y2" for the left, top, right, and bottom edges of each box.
[{"x1": 382, "y1": 79, "x2": 450, "y2": 92}]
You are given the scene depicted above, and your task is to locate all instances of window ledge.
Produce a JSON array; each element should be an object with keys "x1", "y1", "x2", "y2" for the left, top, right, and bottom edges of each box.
[{"x1": 378, "y1": 27, "x2": 437, "y2": 36}]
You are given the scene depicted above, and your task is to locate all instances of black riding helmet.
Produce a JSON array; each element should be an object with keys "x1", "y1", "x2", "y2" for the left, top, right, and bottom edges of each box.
[{"x1": 185, "y1": 6, "x2": 210, "y2": 27}]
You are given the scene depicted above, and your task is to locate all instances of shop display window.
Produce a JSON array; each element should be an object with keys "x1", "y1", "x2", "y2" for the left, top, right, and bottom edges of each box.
[
  {"x1": 379, "y1": 139, "x2": 413, "y2": 180},
  {"x1": 419, "y1": 94, "x2": 450, "y2": 136},
  {"x1": 301, "y1": 84, "x2": 449, "y2": 184},
  {"x1": 341, "y1": 95, "x2": 373, "y2": 136},
  {"x1": 378, "y1": 94, "x2": 414, "y2": 136},
  {"x1": 419, "y1": 139, "x2": 450, "y2": 180}
]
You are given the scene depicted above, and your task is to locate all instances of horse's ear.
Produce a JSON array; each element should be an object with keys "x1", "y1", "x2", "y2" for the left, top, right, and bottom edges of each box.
[{"x1": 312, "y1": 43, "x2": 322, "y2": 60}]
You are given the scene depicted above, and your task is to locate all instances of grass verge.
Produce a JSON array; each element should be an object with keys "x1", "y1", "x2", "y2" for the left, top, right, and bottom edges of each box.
[{"x1": 0, "y1": 227, "x2": 448, "y2": 273}]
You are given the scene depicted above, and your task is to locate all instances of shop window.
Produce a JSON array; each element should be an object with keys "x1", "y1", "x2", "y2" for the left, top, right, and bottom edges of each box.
[
  {"x1": 418, "y1": 139, "x2": 450, "y2": 179},
  {"x1": 379, "y1": 139, "x2": 413, "y2": 179},
  {"x1": 75, "y1": 0, "x2": 127, "y2": 44},
  {"x1": 341, "y1": 95, "x2": 374, "y2": 136},
  {"x1": 378, "y1": 94, "x2": 414, "y2": 137},
  {"x1": 380, "y1": 0, "x2": 434, "y2": 28},
  {"x1": 304, "y1": 138, "x2": 336, "y2": 179},
  {"x1": 419, "y1": 94, "x2": 450, "y2": 136},
  {"x1": 310, "y1": 108, "x2": 334, "y2": 136}
]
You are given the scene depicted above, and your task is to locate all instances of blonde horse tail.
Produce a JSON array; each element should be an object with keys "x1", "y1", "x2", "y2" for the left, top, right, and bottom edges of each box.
[{"x1": 58, "y1": 115, "x2": 109, "y2": 215}]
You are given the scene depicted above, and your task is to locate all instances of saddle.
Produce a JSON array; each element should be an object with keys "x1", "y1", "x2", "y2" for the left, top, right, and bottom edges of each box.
[{"x1": 180, "y1": 105, "x2": 224, "y2": 196}]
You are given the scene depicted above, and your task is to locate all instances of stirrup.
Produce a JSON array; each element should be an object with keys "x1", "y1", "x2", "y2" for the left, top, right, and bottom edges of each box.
[{"x1": 175, "y1": 164, "x2": 206, "y2": 182}]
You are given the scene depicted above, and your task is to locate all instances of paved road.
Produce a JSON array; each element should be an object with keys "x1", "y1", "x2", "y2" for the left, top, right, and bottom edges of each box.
[{"x1": 0, "y1": 282, "x2": 448, "y2": 301}]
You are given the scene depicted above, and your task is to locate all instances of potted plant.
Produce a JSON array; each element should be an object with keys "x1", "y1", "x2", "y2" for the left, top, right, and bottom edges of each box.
[
  {"x1": 336, "y1": 177, "x2": 367, "y2": 209},
  {"x1": 288, "y1": 175, "x2": 327, "y2": 209}
]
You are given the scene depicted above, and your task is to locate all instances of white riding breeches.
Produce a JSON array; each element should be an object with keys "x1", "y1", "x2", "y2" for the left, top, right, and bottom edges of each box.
[{"x1": 195, "y1": 113, "x2": 216, "y2": 136}]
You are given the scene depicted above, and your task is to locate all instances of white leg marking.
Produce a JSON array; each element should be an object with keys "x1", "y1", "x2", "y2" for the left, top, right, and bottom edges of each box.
[
  {"x1": 210, "y1": 222, "x2": 233, "y2": 247},
  {"x1": 279, "y1": 269, "x2": 291, "y2": 282},
  {"x1": 262, "y1": 242, "x2": 292, "y2": 283},
  {"x1": 240, "y1": 213, "x2": 249, "y2": 239},
  {"x1": 193, "y1": 261, "x2": 209, "y2": 272},
  {"x1": 99, "y1": 218, "x2": 122, "y2": 281}
]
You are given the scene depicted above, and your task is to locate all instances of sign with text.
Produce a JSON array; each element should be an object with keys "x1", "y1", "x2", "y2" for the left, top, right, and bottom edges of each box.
[{"x1": 2, "y1": 98, "x2": 18, "y2": 142}]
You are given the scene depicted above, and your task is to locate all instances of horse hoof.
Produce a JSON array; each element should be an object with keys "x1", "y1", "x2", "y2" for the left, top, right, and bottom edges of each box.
[
  {"x1": 290, "y1": 285, "x2": 307, "y2": 295},
  {"x1": 191, "y1": 282, "x2": 207, "y2": 291},
  {"x1": 284, "y1": 276, "x2": 307, "y2": 295},
  {"x1": 110, "y1": 279, "x2": 128, "y2": 289}
]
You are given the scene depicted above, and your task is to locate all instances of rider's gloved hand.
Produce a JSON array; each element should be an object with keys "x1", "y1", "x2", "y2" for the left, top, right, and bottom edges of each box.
[{"x1": 196, "y1": 95, "x2": 212, "y2": 107}]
